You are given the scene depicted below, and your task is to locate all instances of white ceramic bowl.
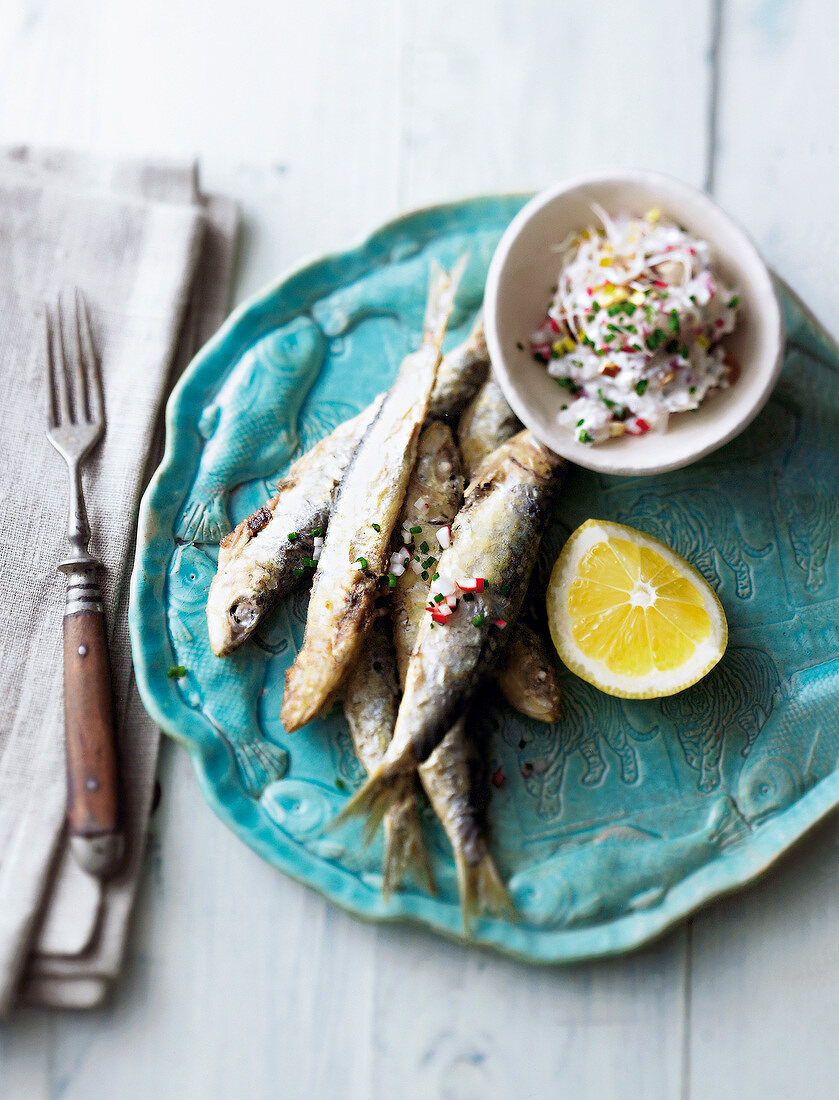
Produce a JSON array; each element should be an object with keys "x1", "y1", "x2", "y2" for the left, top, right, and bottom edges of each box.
[{"x1": 484, "y1": 172, "x2": 784, "y2": 475}]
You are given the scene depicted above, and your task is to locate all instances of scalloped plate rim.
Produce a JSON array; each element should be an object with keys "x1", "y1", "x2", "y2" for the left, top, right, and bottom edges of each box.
[{"x1": 129, "y1": 193, "x2": 839, "y2": 963}]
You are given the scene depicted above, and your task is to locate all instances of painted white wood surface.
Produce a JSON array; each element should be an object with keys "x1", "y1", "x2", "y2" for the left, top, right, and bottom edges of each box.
[{"x1": 0, "y1": 2, "x2": 836, "y2": 1097}]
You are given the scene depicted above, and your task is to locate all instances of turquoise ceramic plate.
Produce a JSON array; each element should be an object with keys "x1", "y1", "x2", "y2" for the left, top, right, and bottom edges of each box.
[{"x1": 130, "y1": 196, "x2": 839, "y2": 961}]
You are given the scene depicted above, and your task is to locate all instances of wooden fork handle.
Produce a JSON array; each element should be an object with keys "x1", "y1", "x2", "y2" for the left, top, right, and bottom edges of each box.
[{"x1": 62, "y1": 565, "x2": 124, "y2": 878}]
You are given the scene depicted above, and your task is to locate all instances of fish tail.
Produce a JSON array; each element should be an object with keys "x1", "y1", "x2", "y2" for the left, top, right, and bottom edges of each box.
[
  {"x1": 381, "y1": 782, "x2": 435, "y2": 899},
  {"x1": 230, "y1": 739, "x2": 289, "y2": 797},
  {"x1": 422, "y1": 255, "x2": 468, "y2": 348},
  {"x1": 176, "y1": 493, "x2": 231, "y2": 544},
  {"x1": 334, "y1": 763, "x2": 409, "y2": 839},
  {"x1": 455, "y1": 849, "x2": 516, "y2": 934}
]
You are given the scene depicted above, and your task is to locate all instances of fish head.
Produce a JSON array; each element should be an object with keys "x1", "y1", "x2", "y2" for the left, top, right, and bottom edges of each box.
[
  {"x1": 168, "y1": 543, "x2": 218, "y2": 619},
  {"x1": 262, "y1": 316, "x2": 325, "y2": 379},
  {"x1": 205, "y1": 568, "x2": 265, "y2": 657}
]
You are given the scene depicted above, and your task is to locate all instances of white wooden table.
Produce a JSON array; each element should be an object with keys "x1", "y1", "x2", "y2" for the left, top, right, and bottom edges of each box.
[{"x1": 2, "y1": 3, "x2": 838, "y2": 1096}]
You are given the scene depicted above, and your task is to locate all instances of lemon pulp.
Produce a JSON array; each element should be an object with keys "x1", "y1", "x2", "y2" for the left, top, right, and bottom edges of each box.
[{"x1": 547, "y1": 520, "x2": 727, "y2": 699}]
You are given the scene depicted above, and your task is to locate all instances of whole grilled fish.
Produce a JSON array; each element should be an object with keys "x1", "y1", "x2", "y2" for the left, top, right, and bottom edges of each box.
[
  {"x1": 344, "y1": 431, "x2": 565, "y2": 834},
  {"x1": 342, "y1": 621, "x2": 432, "y2": 897},
  {"x1": 495, "y1": 621, "x2": 563, "y2": 723},
  {"x1": 207, "y1": 397, "x2": 383, "y2": 656},
  {"x1": 178, "y1": 316, "x2": 326, "y2": 544},
  {"x1": 390, "y1": 421, "x2": 511, "y2": 927},
  {"x1": 392, "y1": 424, "x2": 562, "y2": 721},
  {"x1": 281, "y1": 259, "x2": 465, "y2": 732},
  {"x1": 457, "y1": 375, "x2": 522, "y2": 480},
  {"x1": 421, "y1": 719, "x2": 513, "y2": 929}
]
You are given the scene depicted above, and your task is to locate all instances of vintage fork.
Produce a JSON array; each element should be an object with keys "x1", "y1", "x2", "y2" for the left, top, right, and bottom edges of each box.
[{"x1": 45, "y1": 290, "x2": 124, "y2": 879}]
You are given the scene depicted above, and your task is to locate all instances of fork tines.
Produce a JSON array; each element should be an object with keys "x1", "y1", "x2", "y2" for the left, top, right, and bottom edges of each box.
[{"x1": 45, "y1": 289, "x2": 104, "y2": 435}]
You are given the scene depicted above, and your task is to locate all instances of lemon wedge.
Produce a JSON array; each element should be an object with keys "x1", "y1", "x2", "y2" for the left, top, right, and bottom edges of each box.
[{"x1": 547, "y1": 519, "x2": 727, "y2": 699}]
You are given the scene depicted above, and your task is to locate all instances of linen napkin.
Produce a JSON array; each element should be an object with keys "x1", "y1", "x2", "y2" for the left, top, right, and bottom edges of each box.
[{"x1": 0, "y1": 146, "x2": 238, "y2": 1014}]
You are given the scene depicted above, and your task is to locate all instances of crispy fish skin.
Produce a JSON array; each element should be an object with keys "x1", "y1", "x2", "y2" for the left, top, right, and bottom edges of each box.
[
  {"x1": 393, "y1": 424, "x2": 561, "y2": 722},
  {"x1": 390, "y1": 422, "x2": 511, "y2": 926},
  {"x1": 342, "y1": 622, "x2": 432, "y2": 897},
  {"x1": 344, "y1": 431, "x2": 565, "y2": 824},
  {"x1": 281, "y1": 260, "x2": 464, "y2": 732},
  {"x1": 391, "y1": 430, "x2": 566, "y2": 763},
  {"x1": 495, "y1": 621, "x2": 563, "y2": 723},
  {"x1": 457, "y1": 376, "x2": 522, "y2": 480},
  {"x1": 426, "y1": 311, "x2": 489, "y2": 424},
  {"x1": 206, "y1": 398, "x2": 383, "y2": 657}
]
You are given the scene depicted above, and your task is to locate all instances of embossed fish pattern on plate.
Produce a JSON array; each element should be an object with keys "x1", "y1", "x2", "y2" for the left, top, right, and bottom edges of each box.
[{"x1": 178, "y1": 317, "x2": 327, "y2": 544}]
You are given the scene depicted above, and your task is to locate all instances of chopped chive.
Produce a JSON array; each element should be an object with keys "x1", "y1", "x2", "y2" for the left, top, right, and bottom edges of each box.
[
  {"x1": 555, "y1": 377, "x2": 577, "y2": 391},
  {"x1": 578, "y1": 430, "x2": 593, "y2": 443},
  {"x1": 303, "y1": 557, "x2": 318, "y2": 568},
  {"x1": 689, "y1": 294, "x2": 697, "y2": 304},
  {"x1": 463, "y1": 592, "x2": 474, "y2": 602},
  {"x1": 668, "y1": 309, "x2": 680, "y2": 333},
  {"x1": 728, "y1": 295, "x2": 740, "y2": 309},
  {"x1": 689, "y1": 385, "x2": 697, "y2": 394},
  {"x1": 355, "y1": 557, "x2": 368, "y2": 570},
  {"x1": 419, "y1": 541, "x2": 429, "y2": 554},
  {"x1": 287, "y1": 532, "x2": 298, "y2": 541},
  {"x1": 292, "y1": 567, "x2": 305, "y2": 576},
  {"x1": 167, "y1": 665, "x2": 187, "y2": 679},
  {"x1": 500, "y1": 582, "x2": 510, "y2": 596},
  {"x1": 607, "y1": 303, "x2": 624, "y2": 317},
  {"x1": 434, "y1": 593, "x2": 445, "y2": 604},
  {"x1": 645, "y1": 328, "x2": 666, "y2": 351},
  {"x1": 591, "y1": 300, "x2": 600, "y2": 313},
  {"x1": 409, "y1": 525, "x2": 422, "y2": 535},
  {"x1": 432, "y1": 572, "x2": 439, "y2": 581},
  {"x1": 665, "y1": 338, "x2": 679, "y2": 354},
  {"x1": 312, "y1": 527, "x2": 323, "y2": 537},
  {"x1": 635, "y1": 379, "x2": 648, "y2": 396},
  {"x1": 576, "y1": 418, "x2": 585, "y2": 427},
  {"x1": 387, "y1": 573, "x2": 397, "y2": 588},
  {"x1": 421, "y1": 570, "x2": 429, "y2": 580},
  {"x1": 560, "y1": 404, "x2": 568, "y2": 411},
  {"x1": 516, "y1": 341, "x2": 524, "y2": 350},
  {"x1": 422, "y1": 557, "x2": 435, "y2": 569},
  {"x1": 472, "y1": 613, "x2": 486, "y2": 627},
  {"x1": 623, "y1": 302, "x2": 637, "y2": 316},
  {"x1": 371, "y1": 522, "x2": 381, "y2": 532}
]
